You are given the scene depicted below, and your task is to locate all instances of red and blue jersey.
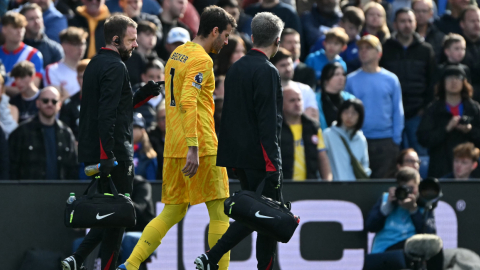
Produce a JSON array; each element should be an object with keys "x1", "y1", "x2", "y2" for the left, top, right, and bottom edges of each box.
[{"x1": 0, "y1": 42, "x2": 44, "y2": 86}]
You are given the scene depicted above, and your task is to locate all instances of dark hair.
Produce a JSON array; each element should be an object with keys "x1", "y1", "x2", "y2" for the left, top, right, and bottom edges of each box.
[
  {"x1": 197, "y1": 5, "x2": 237, "y2": 38},
  {"x1": 453, "y1": 142, "x2": 480, "y2": 161},
  {"x1": 11, "y1": 60, "x2": 35, "y2": 78},
  {"x1": 269, "y1": 47, "x2": 291, "y2": 66},
  {"x1": 442, "y1": 33, "x2": 466, "y2": 50},
  {"x1": 215, "y1": 34, "x2": 245, "y2": 75},
  {"x1": 217, "y1": 0, "x2": 238, "y2": 9},
  {"x1": 60, "y1": 26, "x2": 88, "y2": 44},
  {"x1": 137, "y1": 20, "x2": 157, "y2": 35},
  {"x1": 396, "y1": 148, "x2": 417, "y2": 166},
  {"x1": 460, "y1": 5, "x2": 479, "y2": 22},
  {"x1": 396, "y1": 167, "x2": 420, "y2": 184},
  {"x1": 341, "y1": 6, "x2": 365, "y2": 28},
  {"x1": 19, "y1": 2, "x2": 42, "y2": 15},
  {"x1": 1, "y1": 11, "x2": 27, "y2": 28},
  {"x1": 435, "y1": 78, "x2": 473, "y2": 100},
  {"x1": 335, "y1": 99, "x2": 365, "y2": 139},
  {"x1": 142, "y1": 59, "x2": 164, "y2": 74},
  {"x1": 280, "y1": 28, "x2": 300, "y2": 40},
  {"x1": 319, "y1": 62, "x2": 345, "y2": 92},
  {"x1": 104, "y1": 14, "x2": 138, "y2": 45},
  {"x1": 394, "y1": 7, "x2": 414, "y2": 21}
]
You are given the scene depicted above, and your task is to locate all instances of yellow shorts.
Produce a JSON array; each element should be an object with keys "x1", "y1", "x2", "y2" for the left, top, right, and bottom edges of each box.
[{"x1": 162, "y1": 155, "x2": 229, "y2": 205}]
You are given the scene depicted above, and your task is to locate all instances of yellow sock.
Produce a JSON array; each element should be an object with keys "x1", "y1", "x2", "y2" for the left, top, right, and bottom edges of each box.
[
  {"x1": 206, "y1": 199, "x2": 230, "y2": 270},
  {"x1": 126, "y1": 203, "x2": 188, "y2": 269}
]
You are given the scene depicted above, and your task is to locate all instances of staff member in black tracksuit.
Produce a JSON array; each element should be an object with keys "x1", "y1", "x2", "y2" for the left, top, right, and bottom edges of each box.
[
  {"x1": 194, "y1": 12, "x2": 285, "y2": 270},
  {"x1": 61, "y1": 15, "x2": 163, "y2": 270}
]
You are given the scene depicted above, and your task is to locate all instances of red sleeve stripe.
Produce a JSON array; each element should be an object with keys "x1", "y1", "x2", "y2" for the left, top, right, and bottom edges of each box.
[
  {"x1": 26, "y1": 48, "x2": 37, "y2": 61},
  {"x1": 99, "y1": 138, "x2": 108, "y2": 159},
  {"x1": 261, "y1": 143, "x2": 276, "y2": 172},
  {"x1": 134, "y1": 95, "x2": 154, "y2": 109},
  {"x1": 35, "y1": 72, "x2": 43, "y2": 79}
]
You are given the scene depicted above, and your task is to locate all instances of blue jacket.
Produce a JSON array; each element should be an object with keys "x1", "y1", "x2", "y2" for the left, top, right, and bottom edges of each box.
[
  {"x1": 310, "y1": 36, "x2": 361, "y2": 73},
  {"x1": 134, "y1": 144, "x2": 158, "y2": 181},
  {"x1": 43, "y1": 3, "x2": 68, "y2": 43},
  {"x1": 316, "y1": 91, "x2": 355, "y2": 130},
  {"x1": 300, "y1": 5, "x2": 341, "y2": 52},
  {"x1": 305, "y1": 49, "x2": 347, "y2": 89},
  {"x1": 366, "y1": 194, "x2": 437, "y2": 253}
]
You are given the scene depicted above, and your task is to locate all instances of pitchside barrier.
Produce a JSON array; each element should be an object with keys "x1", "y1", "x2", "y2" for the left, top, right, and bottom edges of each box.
[{"x1": 1, "y1": 180, "x2": 479, "y2": 270}]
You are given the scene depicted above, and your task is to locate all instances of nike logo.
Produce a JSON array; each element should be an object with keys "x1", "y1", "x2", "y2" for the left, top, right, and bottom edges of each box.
[
  {"x1": 96, "y1": 212, "x2": 115, "y2": 220},
  {"x1": 255, "y1": 211, "x2": 273, "y2": 219}
]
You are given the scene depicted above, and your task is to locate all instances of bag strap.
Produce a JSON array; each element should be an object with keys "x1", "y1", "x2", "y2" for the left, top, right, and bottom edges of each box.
[
  {"x1": 339, "y1": 135, "x2": 362, "y2": 165},
  {"x1": 255, "y1": 173, "x2": 286, "y2": 206},
  {"x1": 85, "y1": 175, "x2": 120, "y2": 198}
]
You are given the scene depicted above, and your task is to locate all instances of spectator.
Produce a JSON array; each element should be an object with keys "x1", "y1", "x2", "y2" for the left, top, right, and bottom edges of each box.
[
  {"x1": 460, "y1": 6, "x2": 480, "y2": 102},
  {"x1": 305, "y1": 27, "x2": 348, "y2": 88},
  {"x1": 280, "y1": 28, "x2": 316, "y2": 89},
  {"x1": 44, "y1": 27, "x2": 87, "y2": 99},
  {"x1": 106, "y1": 0, "x2": 162, "y2": 15},
  {"x1": 165, "y1": 26, "x2": 190, "y2": 59},
  {"x1": 157, "y1": 0, "x2": 191, "y2": 61},
  {"x1": 59, "y1": 58, "x2": 90, "y2": 140},
  {"x1": 8, "y1": 86, "x2": 77, "y2": 180},
  {"x1": 362, "y1": 2, "x2": 391, "y2": 43},
  {"x1": 281, "y1": 86, "x2": 332, "y2": 180},
  {"x1": 435, "y1": 0, "x2": 470, "y2": 34},
  {"x1": 119, "y1": 0, "x2": 163, "y2": 36},
  {"x1": 0, "y1": 12, "x2": 44, "y2": 94},
  {"x1": 443, "y1": 142, "x2": 479, "y2": 179},
  {"x1": 179, "y1": 2, "x2": 200, "y2": 37},
  {"x1": 317, "y1": 62, "x2": 355, "y2": 130},
  {"x1": 148, "y1": 100, "x2": 165, "y2": 180},
  {"x1": 0, "y1": 74, "x2": 19, "y2": 137},
  {"x1": 437, "y1": 33, "x2": 471, "y2": 86},
  {"x1": 417, "y1": 66, "x2": 480, "y2": 177},
  {"x1": 133, "y1": 59, "x2": 165, "y2": 129},
  {"x1": 413, "y1": 0, "x2": 445, "y2": 62},
  {"x1": 381, "y1": 8, "x2": 435, "y2": 156},
  {"x1": 29, "y1": 0, "x2": 68, "y2": 43},
  {"x1": 133, "y1": 112, "x2": 158, "y2": 180},
  {"x1": 271, "y1": 48, "x2": 319, "y2": 120},
  {"x1": 245, "y1": 0, "x2": 302, "y2": 39},
  {"x1": 214, "y1": 75, "x2": 225, "y2": 98},
  {"x1": 324, "y1": 98, "x2": 370, "y2": 180},
  {"x1": 214, "y1": 34, "x2": 245, "y2": 76},
  {"x1": 366, "y1": 167, "x2": 443, "y2": 269},
  {"x1": 68, "y1": 0, "x2": 110, "y2": 59},
  {"x1": 126, "y1": 21, "x2": 160, "y2": 86},
  {"x1": 9, "y1": 61, "x2": 40, "y2": 123},
  {"x1": 310, "y1": 6, "x2": 365, "y2": 73},
  {"x1": 218, "y1": 0, "x2": 252, "y2": 36},
  {"x1": 0, "y1": 123, "x2": 8, "y2": 180},
  {"x1": 346, "y1": 35, "x2": 404, "y2": 178},
  {"x1": 397, "y1": 148, "x2": 421, "y2": 171},
  {"x1": 301, "y1": 0, "x2": 342, "y2": 53},
  {"x1": 21, "y1": 3, "x2": 64, "y2": 68}
]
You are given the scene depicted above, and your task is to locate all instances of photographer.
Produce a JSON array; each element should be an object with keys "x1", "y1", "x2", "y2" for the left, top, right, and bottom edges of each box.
[
  {"x1": 366, "y1": 167, "x2": 443, "y2": 269},
  {"x1": 417, "y1": 66, "x2": 480, "y2": 178}
]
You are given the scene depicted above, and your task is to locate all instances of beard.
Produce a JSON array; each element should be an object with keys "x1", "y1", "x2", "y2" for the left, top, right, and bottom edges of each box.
[
  {"x1": 118, "y1": 43, "x2": 134, "y2": 62},
  {"x1": 211, "y1": 36, "x2": 224, "y2": 54}
]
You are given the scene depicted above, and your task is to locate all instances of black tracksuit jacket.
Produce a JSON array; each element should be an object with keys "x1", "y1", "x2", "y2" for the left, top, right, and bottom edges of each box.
[
  {"x1": 217, "y1": 49, "x2": 283, "y2": 172},
  {"x1": 78, "y1": 48, "x2": 152, "y2": 163}
]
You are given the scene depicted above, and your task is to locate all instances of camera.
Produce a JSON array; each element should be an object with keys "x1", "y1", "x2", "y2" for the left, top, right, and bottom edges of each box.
[
  {"x1": 395, "y1": 185, "x2": 413, "y2": 201},
  {"x1": 459, "y1": 115, "x2": 472, "y2": 125}
]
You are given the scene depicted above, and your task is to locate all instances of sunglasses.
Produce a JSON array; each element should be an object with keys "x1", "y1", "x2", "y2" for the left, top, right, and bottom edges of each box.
[{"x1": 41, "y1": 98, "x2": 58, "y2": 105}]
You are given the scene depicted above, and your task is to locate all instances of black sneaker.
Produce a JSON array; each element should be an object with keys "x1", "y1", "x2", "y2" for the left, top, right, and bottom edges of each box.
[
  {"x1": 61, "y1": 256, "x2": 86, "y2": 270},
  {"x1": 194, "y1": 252, "x2": 218, "y2": 270}
]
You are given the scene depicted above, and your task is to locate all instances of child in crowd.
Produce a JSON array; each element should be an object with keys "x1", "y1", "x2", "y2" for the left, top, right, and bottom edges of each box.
[
  {"x1": 309, "y1": 7, "x2": 365, "y2": 73},
  {"x1": 305, "y1": 27, "x2": 348, "y2": 90},
  {"x1": 9, "y1": 61, "x2": 40, "y2": 123},
  {"x1": 436, "y1": 33, "x2": 471, "y2": 84}
]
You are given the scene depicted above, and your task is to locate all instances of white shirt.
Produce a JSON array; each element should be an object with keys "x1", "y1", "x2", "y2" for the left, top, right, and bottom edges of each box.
[
  {"x1": 44, "y1": 61, "x2": 80, "y2": 97},
  {"x1": 290, "y1": 81, "x2": 317, "y2": 111}
]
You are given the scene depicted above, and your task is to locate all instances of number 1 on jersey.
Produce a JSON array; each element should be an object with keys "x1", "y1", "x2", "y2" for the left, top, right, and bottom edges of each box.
[{"x1": 170, "y1": 68, "x2": 176, "y2": 106}]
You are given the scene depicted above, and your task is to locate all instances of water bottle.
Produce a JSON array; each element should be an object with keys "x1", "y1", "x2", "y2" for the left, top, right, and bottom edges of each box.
[
  {"x1": 66, "y1": 193, "x2": 76, "y2": 204},
  {"x1": 84, "y1": 161, "x2": 118, "y2": 176}
]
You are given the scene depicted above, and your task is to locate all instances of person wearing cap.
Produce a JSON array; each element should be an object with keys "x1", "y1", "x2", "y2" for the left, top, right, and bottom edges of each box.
[
  {"x1": 133, "y1": 112, "x2": 158, "y2": 180},
  {"x1": 165, "y1": 26, "x2": 191, "y2": 58},
  {"x1": 417, "y1": 65, "x2": 480, "y2": 178},
  {"x1": 380, "y1": 8, "x2": 436, "y2": 158},
  {"x1": 345, "y1": 34, "x2": 404, "y2": 179}
]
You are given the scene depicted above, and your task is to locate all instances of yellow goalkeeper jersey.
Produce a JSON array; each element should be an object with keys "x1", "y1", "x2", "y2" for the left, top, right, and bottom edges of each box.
[{"x1": 163, "y1": 41, "x2": 218, "y2": 158}]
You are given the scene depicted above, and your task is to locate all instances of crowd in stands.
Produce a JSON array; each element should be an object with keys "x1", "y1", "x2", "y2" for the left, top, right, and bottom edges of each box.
[{"x1": 1, "y1": 0, "x2": 480, "y2": 182}]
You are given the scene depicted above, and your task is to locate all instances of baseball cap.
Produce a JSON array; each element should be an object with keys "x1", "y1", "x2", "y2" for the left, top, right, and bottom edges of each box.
[
  {"x1": 441, "y1": 65, "x2": 467, "y2": 80},
  {"x1": 357, "y1": 35, "x2": 382, "y2": 52},
  {"x1": 167, "y1": 27, "x2": 190, "y2": 44},
  {"x1": 133, "y1": 112, "x2": 145, "y2": 129}
]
